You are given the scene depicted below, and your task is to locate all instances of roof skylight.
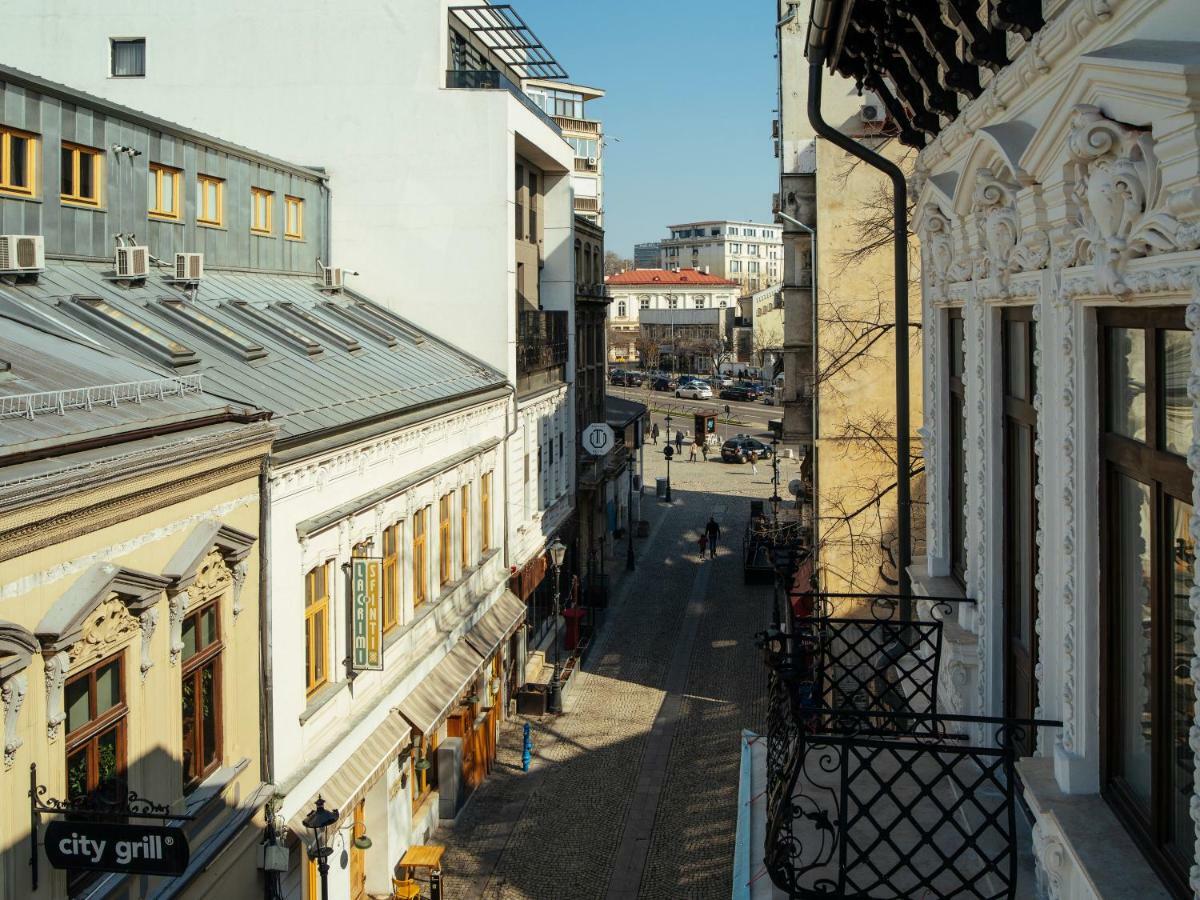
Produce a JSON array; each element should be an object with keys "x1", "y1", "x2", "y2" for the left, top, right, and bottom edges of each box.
[
  {"x1": 156, "y1": 299, "x2": 268, "y2": 362},
  {"x1": 320, "y1": 303, "x2": 399, "y2": 349},
  {"x1": 276, "y1": 302, "x2": 362, "y2": 352},
  {"x1": 351, "y1": 302, "x2": 427, "y2": 345},
  {"x1": 223, "y1": 300, "x2": 323, "y2": 357},
  {"x1": 65, "y1": 296, "x2": 199, "y2": 368}
]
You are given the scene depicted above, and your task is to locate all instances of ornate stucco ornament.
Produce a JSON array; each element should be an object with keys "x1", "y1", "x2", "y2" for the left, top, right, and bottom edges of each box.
[{"x1": 971, "y1": 168, "x2": 1021, "y2": 297}]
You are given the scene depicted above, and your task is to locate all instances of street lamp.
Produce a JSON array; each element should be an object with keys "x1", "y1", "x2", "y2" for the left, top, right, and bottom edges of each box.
[
  {"x1": 626, "y1": 429, "x2": 637, "y2": 571},
  {"x1": 302, "y1": 796, "x2": 339, "y2": 900},
  {"x1": 663, "y1": 408, "x2": 674, "y2": 503},
  {"x1": 770, "y1": 435, "x2": 782, "y2": 523},
  {"x1": 546, "y1": 538, "x2": 567, "y2": 714}
]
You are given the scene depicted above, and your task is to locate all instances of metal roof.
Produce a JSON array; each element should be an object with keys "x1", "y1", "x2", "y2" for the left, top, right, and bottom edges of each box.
[
  {"x1": 449, "y1": 5, "x2": 568, "y2": 80},
  {"x1": 0, "y1": 262, "x2": 507, "y2": 450}
]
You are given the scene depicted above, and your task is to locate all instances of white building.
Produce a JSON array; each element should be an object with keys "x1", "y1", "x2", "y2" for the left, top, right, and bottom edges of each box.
[
  {"x1": 791, "y1": 0, "x2": 1200, "y2": 897},
  {"x1": 658, "y1": 220, "x2": 783, "y2": 295},
  {"x1": 525, "y1": 79, "x2": 606, "y2": 225},
  {"x1": 605, "y1": 268, "x2": 741, "y2": 364}
]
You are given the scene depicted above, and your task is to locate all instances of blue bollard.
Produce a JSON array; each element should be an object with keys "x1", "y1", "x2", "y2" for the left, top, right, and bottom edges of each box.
[{"x1": 522, "y1": 722, "x2": 532, "y2": 772}]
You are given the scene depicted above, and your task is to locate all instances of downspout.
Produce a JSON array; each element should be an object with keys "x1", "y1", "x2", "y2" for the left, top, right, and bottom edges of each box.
[
  {"x1": 257, "y1": 457, "x2": 275, "y2": 785},
  {"x1": 502, "y1": 382, "x2": 519, "y2": 571},
  {"x1": 806, "y1": 14, "x2": 912, "y2": 613}
]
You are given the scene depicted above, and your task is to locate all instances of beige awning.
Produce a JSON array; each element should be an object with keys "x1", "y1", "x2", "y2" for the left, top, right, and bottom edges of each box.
[
  {"x1": 396, "y1": 641, "x2": 485, "y2": 737},
  {"x1": 288, "y1": 712, "x2": 411, "y2": 836},
  {"x1": 464, "y1": 590, "x2": 527, "y2": 660}
]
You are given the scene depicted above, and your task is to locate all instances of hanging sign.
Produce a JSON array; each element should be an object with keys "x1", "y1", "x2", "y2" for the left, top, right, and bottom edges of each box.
[
  {"x1": 44, "y1": 821, "x2": 190, "y2": 877},
  {"x1": 352, "y1": 557, "x2": 384, "y2": 670}
]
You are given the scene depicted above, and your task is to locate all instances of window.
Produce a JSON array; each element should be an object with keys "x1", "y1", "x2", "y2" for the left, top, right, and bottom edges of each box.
[
  {"x1": 749, "y1": 261, "x2": 760, "y2": 274},
  {"x1": 148, "y1": 163, "x2": 180, "y2": 219},
  {"x1": 639, "y1": 295, "x2": 650, "y2": 310},
  {"x1": 617, "y1": 301, "x2": 627, "y2": 318},
  {"x1": 693, "y1": 296, "x2": 705, "y2": 309},
  {"x1": 65, "y1": 654, "x2": 127, "y2": 803},
  {"x1": 719, "y1": 300, "x2": 727, "y2": 308},
  {"x1": 528, "y1": 171, "x2": 538, "y2": 240},
  {"x1": 251, "y1": 187, "x2": 273, "y2": 234},
  {"x1": 481, "y1": 472, "x2": 492, "y2": 552},
  {"x1": 285, "y1": 195, "x2": 304, "y2": 239},
  {"x1": 730, "y1": 261, "x2": 741, "y2": 273},
  {"x1": 383, "y1": 523, "x2": 399, "y2": 633},
  {"x1": 439, "y1": 494, "x2": 453, "y2": 586},
  {"x1": 413, "y1": 506, "x2": 429, "y2": 609},
  {"x1": 61, "y1": 143, "x2": 102, "y2": 206},
  {"x1": 515, "y1": 163, "x2": 525, "y2": 239},
  {"x1": 0, "y1": 126, "x2": 36, "y2": 197},
  {"x1": 728, "y1": 227, "x2": 738, "y2": 236},
  {"x1": 667, "y1": 296, "x2": 679, "y2": 309},
  {"x1": 412, "y1": 732, "x2": 438, "y2": 812},
  {"x1": 181, "y1": 598, "x2": 222, "y2": 790},
  {"x1": 460, "y1": 484, "x2": 471, "y2": 570},
  {"x1": 947, "y1": 308, "x2": 966, "y2": 585},
  {"x1": 110, "y1": 38, "x2": 145, "y2": 77},
  {"x1": 304, "y1": 563, "x2": 329, "y2": 696},
  {"x1": 350, "y1": 800, "x2": 367, "y2": 900},
  {"x1": 748, "y1": 244, "x2": 759, "y2": 256},
  {"x1": 711, "y1": 228, "x2": 720, "y2": 236},
  {"x1": 197, "y1": 174, "x2": 224, "y2": 226},
  {"x1": 1100, "y1": 308, "x2": 1194, "y2": 892}
]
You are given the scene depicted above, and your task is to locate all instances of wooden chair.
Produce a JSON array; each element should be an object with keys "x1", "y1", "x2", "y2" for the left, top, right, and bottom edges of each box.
[{"x1": 391, "y1": 877, "x2": 421, "y2": 899}]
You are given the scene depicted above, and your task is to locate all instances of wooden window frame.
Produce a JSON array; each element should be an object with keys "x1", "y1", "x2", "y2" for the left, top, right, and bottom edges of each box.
[
  {"x1": 481, "y1": 472, "x2": 492, "y2": 553},
  {"x1": 60, "y1": 142, "x2": 103, "y2": 207},
  {"x1": 0, "y1": 126, "x2": 37, "y2": 197},
  {"x1": 413, "y1": 507, "x2": 429, "y2": 610},
  {"x1": 180, "y1": 598, "x2": 224, "y2": 791},
  {"x1": 946, "y1": 307, "x2": 967, "y2": 587},
  {"x1": 383, "y1": 523, "x2": 399, "y2": 633},
  {"x1": 411, "y1": 732, "x2": 438, "y2": 813},
  {"x1": 304, "y1": 563, "x2": 330, "y2": 697},
  {"x1": 65, "y1": 653, "x2": 128, "y2": 798},
  {"x1": 460, "y1": 484, "x2": 472, "y2": 570},
  {"x1": 439, "y1": 494, "x2": 453, "y2": 586},
  {"x1": 1098, "y1": 305, "x2": 1194, "y2": 897},
  {"x1": 148, "y1": 163, "x2": 181, "y2": 220},
  {"x1": 350, "y1": 799, "x2": 367, "y2": 900},
  {"x1": 250, "y1": 187, "x2": 273, "y2": 235},
  {"x1": 197, "y1": 174, "x2": 224, "y2": 227},
  {"x1": 285, "y1": 195, "x2": 304, "y2": 240}
]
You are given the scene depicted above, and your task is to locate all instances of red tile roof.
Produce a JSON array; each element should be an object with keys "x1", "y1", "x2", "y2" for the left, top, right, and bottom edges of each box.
[{"x1": 605, "y1": 268, "x2": 739, "y2": 287}]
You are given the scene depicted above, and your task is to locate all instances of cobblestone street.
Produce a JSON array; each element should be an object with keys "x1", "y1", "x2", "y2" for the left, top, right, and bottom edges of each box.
[{"x1": 440, "y1": 438, "x2": 798, "y2": 899}]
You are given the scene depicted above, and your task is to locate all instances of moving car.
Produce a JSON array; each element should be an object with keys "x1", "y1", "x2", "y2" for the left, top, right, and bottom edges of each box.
[
  {"x1": 676, "y1": 381, "x2": 713, "y2": 400},
  {"x1": 651, "y1": 376, "x2": 677, "y2": 392},
  {"x1": 719, "y1": 385, "x2": 758, "y2": 402},
  {"x1": 721, "y1": 436, "x2": 774, "y2": 463}
]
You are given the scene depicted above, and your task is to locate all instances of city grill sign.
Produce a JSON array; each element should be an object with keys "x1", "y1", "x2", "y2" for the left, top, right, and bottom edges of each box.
[
  {"x1": 44, "y1": 821, "x2": 190, "y2": 876},
  {"x1": 352, "y1": 557, "x2": 384, "y2": 670}
]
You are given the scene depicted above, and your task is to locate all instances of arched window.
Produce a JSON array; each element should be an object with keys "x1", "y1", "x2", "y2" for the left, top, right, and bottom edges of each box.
[
  {"x1": 584, "y1": 246, "x2": 592, "y2": 286},
  {"x1": 617, "y1": 301, "x2": 627, "y2": 318},
  {"x1": 719, "y1": 300, "x2": 727, "y2": 308}
]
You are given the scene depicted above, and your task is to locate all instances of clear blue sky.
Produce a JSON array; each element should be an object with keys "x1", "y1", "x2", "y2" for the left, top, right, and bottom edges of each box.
[{"x1": 516, "y1": 0, "x2": 780, "y2": 259}]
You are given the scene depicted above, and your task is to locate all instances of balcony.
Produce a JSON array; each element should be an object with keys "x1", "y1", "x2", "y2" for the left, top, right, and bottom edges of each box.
[
  {"x1": 517, "y1": 309, "x2": 568, "y2": 393},
  {"x1": 574, "y1": 197, "x2": 599, "y2": 212},
  {"x1": 757, "y1": 589, "x2": 1060, "y2": 899},
  {"x1": 574, "y1": 157, "x2": 599, "y2": 172},
  {"x1": 555, "y1": 116, "x2": 600, "y2": 135},
  {"x1": 445, "y1": 69, "x2": 562, "y2": 136}
]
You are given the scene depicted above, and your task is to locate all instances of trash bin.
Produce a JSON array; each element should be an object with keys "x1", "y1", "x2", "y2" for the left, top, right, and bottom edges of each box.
[{"x1": 656, "y1": 476, "x2": 667, "y2": 497}]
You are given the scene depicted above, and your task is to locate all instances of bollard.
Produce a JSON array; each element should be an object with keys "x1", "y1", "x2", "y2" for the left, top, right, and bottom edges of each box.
[{"x1": 522, "y1": 722, "x2": 532, "y2": 772}]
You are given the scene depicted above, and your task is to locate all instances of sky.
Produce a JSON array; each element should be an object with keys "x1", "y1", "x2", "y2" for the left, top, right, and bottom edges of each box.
[{"x1": 515, "y1": 0, "x2": 781, "y2": 259}]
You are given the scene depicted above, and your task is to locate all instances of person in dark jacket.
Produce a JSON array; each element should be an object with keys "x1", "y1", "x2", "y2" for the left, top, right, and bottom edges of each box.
[
  {"x1": 704, "y1": 517, "x2": 721, "y2": 558},
  {"x1": 675, "y1": 430, "x2": 684, "y2": 452},
  {"x1": 651, "y1": 423, "x2": 659, "y2": 445}
]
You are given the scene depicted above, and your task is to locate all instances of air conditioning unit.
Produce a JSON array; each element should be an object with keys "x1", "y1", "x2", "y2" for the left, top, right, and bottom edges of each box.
[
  {"x1": 321, "y1": 266, "x2": 343, "y2": 290},
  {"x1": 587, "y1": 156, "x2": 597, "y2": 166},
  {"x1": 115, "y1": 245, "x2": 150, "y2": 279},
  {"x1": 0, "y1": 234, "x2": 45, "y2": 274},
  {"x1": 174, "y1": 252, "x2": 204, "y2": 282},
  {"x1": 861, "y1": 91, "x2": 886, "y2": 123}
]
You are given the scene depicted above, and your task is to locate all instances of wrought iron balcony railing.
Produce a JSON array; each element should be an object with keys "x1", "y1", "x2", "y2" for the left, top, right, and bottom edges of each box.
[
  {"x1": 759, "y1": 590, "x2": 1060, "y2": 899},
  {"x1": 517, "y1": 309, "x2": 569, "y2": 375}
]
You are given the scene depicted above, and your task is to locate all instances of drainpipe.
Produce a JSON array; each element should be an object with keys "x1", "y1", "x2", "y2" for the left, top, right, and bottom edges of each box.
[
  {"x1": 806, "y1": 20, "x2": 912, "y2": 614},
  {"x1": 257, "y1": 457, "x2": 275, "y2": 785}
]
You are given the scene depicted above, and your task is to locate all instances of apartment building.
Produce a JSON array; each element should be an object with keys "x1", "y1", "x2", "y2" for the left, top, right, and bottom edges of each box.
[
  {"x1": 657, "y1": 220, "x2": 782, "y2": 295},
  {"x1": 0, "y1": 65, "x2": 529, "y2": 900},
  {"x1": 633, "y1": 242, "x2": 662, "y2": 269},
  {"x1": 605, "y1": 268, "x2": 740, "y2": 366},
  {"x1": 526, "y1": 79, "x2": 606, "y2": 225}
]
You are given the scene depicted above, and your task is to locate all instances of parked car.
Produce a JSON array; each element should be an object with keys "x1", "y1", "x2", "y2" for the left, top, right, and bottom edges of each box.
[
  {"x1": 610, "y1": 369, "x2": 644, "y2": 387},
  {"x1": 719, "y1": 385, "x2": 758, "y2": 402},
  {"x1": 712, "y1": 375, "x2": 734, "y2": 387},
  {"x1": 721, "y1": 436, "x2": 774, "y2": 463},
  {"x1": 735, "y1": 381, "x2": 763, "y2": 399},
  {"x1": 676, "y1": 381, "x2": 713, "y2": 400},
  {"x1": 651, "y1": 376, "x2": 677, "y2": 392}
]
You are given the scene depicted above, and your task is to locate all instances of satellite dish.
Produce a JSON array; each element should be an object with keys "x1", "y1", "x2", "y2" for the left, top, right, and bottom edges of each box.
[{"x1": 788, "y1": 479, "x2": 804, "y2": 497}]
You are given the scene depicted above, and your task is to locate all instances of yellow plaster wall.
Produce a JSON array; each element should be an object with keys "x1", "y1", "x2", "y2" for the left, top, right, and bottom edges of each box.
[{"x1": 814, "y1": 138, "x2": 923, "y2": 596}]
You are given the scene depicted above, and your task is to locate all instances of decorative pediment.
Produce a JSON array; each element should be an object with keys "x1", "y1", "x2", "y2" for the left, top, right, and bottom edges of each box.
[
  {"x1": 0, "y1": 621, "x2": 38, "y2": 680},
  {"x1": 35, "y1": 563, "x2": 169, "y2": 654},
  {"x1": 162, "y1": 520, "x2": 255, "y2": 589}
]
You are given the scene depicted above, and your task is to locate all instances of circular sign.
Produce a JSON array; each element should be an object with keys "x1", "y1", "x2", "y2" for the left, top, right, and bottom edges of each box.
[
  {"x1": 663, "y1": 445, "x2": 674, "y2": 459},
  {"x1": 582, "y1": 423, "x2": 615, "y2": 456}
]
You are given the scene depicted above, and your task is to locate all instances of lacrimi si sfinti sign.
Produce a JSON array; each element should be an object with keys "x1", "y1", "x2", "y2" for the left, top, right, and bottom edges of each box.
[{"x1": 352, "y1": 557, "x2": 383, "y2": 670}]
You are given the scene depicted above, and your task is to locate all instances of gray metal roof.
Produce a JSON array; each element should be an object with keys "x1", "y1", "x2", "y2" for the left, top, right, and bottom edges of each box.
[
  {"x1": 0, "y1": 315, "x2": 247, "y2": 456},
  {"x1": 0, "y1": 261, "x2": 506, "y2": 449}
]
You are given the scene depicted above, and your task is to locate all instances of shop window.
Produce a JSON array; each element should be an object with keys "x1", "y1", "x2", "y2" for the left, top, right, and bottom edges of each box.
[
  {"x1": 181, "y1": 599, "x2": 223, "y2": 790},
  {"x1": 1100, "y1": 307, "x2": 1194, "y2": 893},
  {"x1": 61, "y1": 143, "x2": 102, "y2": 206},
  {"x1": 412, "y1": 732, "x2": 438, "y2": 812},
  {"x1": 304, "y1": 563, "x2": 329, "y2": 696},
  {"x1": 350, "y1": 800, "x2": 366, "y2": 899}
]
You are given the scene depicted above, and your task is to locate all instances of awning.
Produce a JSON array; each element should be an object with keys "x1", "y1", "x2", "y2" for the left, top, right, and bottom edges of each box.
[
  {"x1": 396, "y1": 641, "x2": 486, "y2": 737},
  {"x1": 465, "y1": 590, "x2": 526, "y2": 660},
  {"x1": 287, "y1": 712, "x2": 411, "y2": 836}
]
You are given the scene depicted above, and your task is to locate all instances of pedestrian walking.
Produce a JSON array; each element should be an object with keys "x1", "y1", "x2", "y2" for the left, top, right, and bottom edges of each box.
[
  {"x1": 651, "y1": 422, "x2": 659, "y2": 445},
  {"x1": 750, "y1": 449, "x2": 759, "y2": 475},
  {"x1": 698, "y1": 532, "x2": 708, "y2": 557},
  {"x1": 675, "y1": 430, "x2": 684, "y2": 452},
  {"x1": 704, "y1": 516, "x2": 721, "y2": 558},
  {"x1": 689, "y1": 443, "x2": 697, "y2": 462},
  {"x1": 701, "y1": 442, "x2": 709, "y2": 461}
]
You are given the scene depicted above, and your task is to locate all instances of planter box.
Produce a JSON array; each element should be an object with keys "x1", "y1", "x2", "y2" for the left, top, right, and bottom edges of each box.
[{"x1": 516, "y1": 685, "x2": 547, "y2": 716}]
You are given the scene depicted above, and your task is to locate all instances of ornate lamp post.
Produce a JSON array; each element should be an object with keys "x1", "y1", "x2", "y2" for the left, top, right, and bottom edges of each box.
[
  {"x1": 302, "y1": 796, "x2": 339, "y2": 900},
  {"x1": 546, "y1": 539, "x2": 567, "y2": 714},
  {"x1": 770, "y1": 435, "x2": 782, "y2": 523}
]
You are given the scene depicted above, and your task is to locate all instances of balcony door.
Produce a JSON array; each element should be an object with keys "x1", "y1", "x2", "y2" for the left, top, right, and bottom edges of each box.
[{"x1": 1002, "y1": 308, "x2": 1038, "y2": 756}]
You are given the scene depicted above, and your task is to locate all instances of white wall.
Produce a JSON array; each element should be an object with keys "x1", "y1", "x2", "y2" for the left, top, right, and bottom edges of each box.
[
  {"x1": 607, "y1": 285, "x2": 740, "y2": 327},
  {"x1": 0, "y1": 0, "x2": 574, "y2": 376}
]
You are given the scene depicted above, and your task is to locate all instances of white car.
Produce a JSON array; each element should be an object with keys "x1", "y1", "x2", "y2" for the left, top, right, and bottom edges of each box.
[{"x1": 676, "y1": 381, "x2": 713, "y2": 400}]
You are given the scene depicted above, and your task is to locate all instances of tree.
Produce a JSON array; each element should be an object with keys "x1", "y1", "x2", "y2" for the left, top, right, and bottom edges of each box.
[
  {"x1": 604, "y1": 251, "x2": 633, "y2": 276},
  {"x1": 753, "y1": 324, "x2": 783, "y2": 368},
  {"x1": 633, "y1": 332, "x2": 661, "y2": 371}
]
